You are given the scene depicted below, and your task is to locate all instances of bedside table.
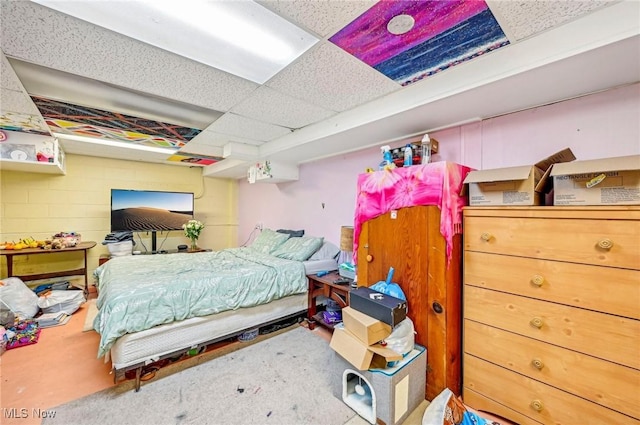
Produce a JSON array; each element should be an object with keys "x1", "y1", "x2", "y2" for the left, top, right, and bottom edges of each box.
[{"x1": 307, "y1": 271, "x2": 352, "y2": 331}]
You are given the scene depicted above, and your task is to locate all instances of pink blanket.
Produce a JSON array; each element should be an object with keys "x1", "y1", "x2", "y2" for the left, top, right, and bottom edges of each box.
[{"x1": 354, "y1": 162, "x2": 472, "y2": 264}]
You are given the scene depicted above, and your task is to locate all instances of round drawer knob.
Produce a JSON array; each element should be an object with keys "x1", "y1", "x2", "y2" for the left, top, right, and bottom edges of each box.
[
  {"x1": 597, "y1": 238, "x2": 614, "y2": 250},
  {"x1": 366, "y1": 254, "x2": 373, "y2": 263},
  {"x1": 480, "y1": 232, "x2": 493, "y2": 242},
  {"x1": 531, "y1": 275, "x2": 545, "y2": 287},
  {"x1": 530, "y1": 400, "x2": 544, "y2": 412},
  {"x1": 530, "y1": 317, "x2": 543, "y2": 329},
  {"x1": 531, "y1": 358, "x2": 545, "y2": 370}
]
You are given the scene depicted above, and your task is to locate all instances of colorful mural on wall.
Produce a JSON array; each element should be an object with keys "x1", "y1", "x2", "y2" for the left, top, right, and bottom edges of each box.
[{"x1": 330, "y1": 0, "x2": 509, "y2": 86}]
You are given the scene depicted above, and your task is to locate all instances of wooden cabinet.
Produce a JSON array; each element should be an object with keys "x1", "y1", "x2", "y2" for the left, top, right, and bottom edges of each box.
[
  {"x1": 463, "y1": 207, "x2": 640, "y2": 424},
  {"x1": 357, "y1": 205, "x2": 462, "y2": 400}
]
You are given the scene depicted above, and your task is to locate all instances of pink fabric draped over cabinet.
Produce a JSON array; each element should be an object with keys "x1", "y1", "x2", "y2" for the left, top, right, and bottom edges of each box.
[{"x1": 353, "y1": 162, "x2": 472, "y2": 263}]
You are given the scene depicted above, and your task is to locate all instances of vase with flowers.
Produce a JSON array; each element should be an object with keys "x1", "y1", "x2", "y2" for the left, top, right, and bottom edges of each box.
[{"x1": 183, "y1": 219, "x2": 204, "y2": 251}]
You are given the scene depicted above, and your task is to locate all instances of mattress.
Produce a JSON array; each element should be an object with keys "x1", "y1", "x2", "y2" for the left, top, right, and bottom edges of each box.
[
  {"x1": 303, "y1": 258, "x2": 338, "y2": 275},
  {"x1": 110, "y1": 292, "x2": 307, "y2": 370}
]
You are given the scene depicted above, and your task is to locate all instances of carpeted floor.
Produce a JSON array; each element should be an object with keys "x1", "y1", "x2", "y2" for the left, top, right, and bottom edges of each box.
[{"x1": 42, "y1": 326, "x2": 357, "y2": 425}]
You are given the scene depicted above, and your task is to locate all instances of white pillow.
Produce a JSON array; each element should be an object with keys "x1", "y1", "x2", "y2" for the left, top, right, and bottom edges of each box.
[{"x1": 308, "y1": 240, "x2": 340, "y2": 261}]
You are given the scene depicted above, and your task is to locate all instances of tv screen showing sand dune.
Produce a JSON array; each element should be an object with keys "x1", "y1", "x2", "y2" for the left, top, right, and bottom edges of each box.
[
  {"x1": 111, "y1": 207, "x2": 192, "y2": 231},
  {"x1": 111, "y1": 189, "x2": 194, "y2": 232}
]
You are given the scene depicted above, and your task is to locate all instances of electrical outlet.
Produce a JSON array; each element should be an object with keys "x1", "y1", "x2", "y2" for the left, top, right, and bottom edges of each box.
[{"x1": 255, "y1": 223, "x2": 263, "y2": 230}]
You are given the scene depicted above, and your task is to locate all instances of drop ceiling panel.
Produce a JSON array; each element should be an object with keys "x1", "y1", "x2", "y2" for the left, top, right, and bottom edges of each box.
[
  {"x1": 267, "y1": 42, "x2": 401, "y2": 112},
  {"x1": 230, "y1": 86, "x2": 337, "y2": 129},
  {"x1": 0, "y1": 88, "x2": 41, "y2": 116},
  {"x1": 204, "y1": 113, "x2": 291, "y2": 142},
  {"x1": 0, "y1": 53, "x2": 24, "y2": 91},
  {"x1": 258, "y1": 0, "x2": 377, "y2": 37},
  {"x1": 329, "y1": 1, "x2": 509, "y2": 86},
  {"x1": 191, "y1": 130, "x2": 264, "y2": 148},
  {"x1": 489, "y1": 0, "x2": 615, "y2": 41}
]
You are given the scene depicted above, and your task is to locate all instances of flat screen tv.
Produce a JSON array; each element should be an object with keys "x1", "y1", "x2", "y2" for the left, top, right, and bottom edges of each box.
[{"x1": 111, "y1": 189, "x2": 194, "y2": 252}]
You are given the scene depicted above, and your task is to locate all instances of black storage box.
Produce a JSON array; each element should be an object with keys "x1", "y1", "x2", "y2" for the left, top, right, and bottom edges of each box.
[{"x1": 349, "y1": 287, "x2": 407, "y2": 327}]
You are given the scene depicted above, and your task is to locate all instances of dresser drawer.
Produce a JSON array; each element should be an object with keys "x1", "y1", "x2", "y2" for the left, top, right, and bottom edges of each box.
[
  {"x1": 464, "y1": 354, "x2": 640, "y2": 425},
  {"x1": 465, "y1": 320, "x2": 640, "y2": 419},
  {"x1": 464, "y1": 286, "x2": 640, "y2": 369},
  {"x1": 464, "y1": 251, "x2": 640, "y2": 319},
  {"x1": 464, "y1": 216, "x2": 640, "y2": 269},
  {"x1": 463, "y1": 389, "x2": 542, "y2": 425}
]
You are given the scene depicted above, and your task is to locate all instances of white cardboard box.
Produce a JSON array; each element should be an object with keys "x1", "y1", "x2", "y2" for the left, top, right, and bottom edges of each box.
[
  {"x1": 551, "y1": 155, "x2": 640, "y2": 205},
  {"x1": 463, "y1": 148, "x2": 576, "y2": 206}
]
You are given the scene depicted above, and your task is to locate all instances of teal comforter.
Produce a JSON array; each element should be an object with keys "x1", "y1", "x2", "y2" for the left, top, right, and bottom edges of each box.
[{"x1": 93, "y1": 248, "x2": 307, "y2": 358}]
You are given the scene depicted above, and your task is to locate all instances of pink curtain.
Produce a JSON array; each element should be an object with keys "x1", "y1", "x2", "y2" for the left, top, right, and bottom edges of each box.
[{"x1": 353, "y1": 162, "x2": 472, "y2": 264}]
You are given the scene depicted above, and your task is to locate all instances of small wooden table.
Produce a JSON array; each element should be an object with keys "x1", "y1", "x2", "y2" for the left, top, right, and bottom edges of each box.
[
  {"x1": 307, "y1": 271, "x2": 353, "y2": 331},
  {"x1": 0, "y1": 241, "x2": 97, "y2": 297}
]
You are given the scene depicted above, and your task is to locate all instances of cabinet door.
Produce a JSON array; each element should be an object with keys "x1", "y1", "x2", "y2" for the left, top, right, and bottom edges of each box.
[{"x1": 357, "y1": 205, "x2": 462, "y2": 400}]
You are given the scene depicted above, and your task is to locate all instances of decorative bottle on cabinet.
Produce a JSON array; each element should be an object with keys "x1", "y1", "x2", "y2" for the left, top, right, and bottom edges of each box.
[{"x1": 357, "y1": 205, "x2": 462, "y2": 400}]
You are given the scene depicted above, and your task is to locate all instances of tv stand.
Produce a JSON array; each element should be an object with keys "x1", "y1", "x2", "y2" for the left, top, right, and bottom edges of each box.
[{"x1": 151, "y1": 231, "x2": 158, "y2": 253}]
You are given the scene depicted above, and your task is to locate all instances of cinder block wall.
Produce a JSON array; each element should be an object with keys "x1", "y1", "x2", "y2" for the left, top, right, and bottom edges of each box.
[{"x1": 0, "y1": 154, "x2": 238, "y2": 286}]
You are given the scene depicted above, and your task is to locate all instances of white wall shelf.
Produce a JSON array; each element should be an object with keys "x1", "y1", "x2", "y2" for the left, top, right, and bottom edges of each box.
[{"x1": 0, "y1": 132, "x2": 66, "y2": 174}]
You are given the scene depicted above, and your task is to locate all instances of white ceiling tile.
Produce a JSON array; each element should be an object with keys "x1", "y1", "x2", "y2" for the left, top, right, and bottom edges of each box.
[
  {"x1": 0, "y1": 1, "x2": 258, "y2": 112},
  {"x1": 177, "y1": 143, "x2": 223, "y2": 158},
  {"x1": 192, "y1": 130, "x2": 265, "y2": 148},
  {"x1": 1, "y1": 52, "x2": 24, "y2": 91},
  {"x1": 0, "y1": 88, "x2": 40, "y2": 115},
  {"x1": 489, "y1": 0, "x2": 614, "y2": 41},
  {"x1": 205, "y1": 113, "x2": 291, "y2": 142},
  {"x1": 230, "y1": 86, "x2": 337, "y2": 129},
  {"x1": 258, "y1": 0, "x2": 376, "y2": 38},
  {"x1": 267, "y1": 42, "x2": 400, "y2": 112}
]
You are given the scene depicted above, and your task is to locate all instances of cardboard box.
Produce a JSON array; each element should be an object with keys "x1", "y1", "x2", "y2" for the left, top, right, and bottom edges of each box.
[
  {"x1": 331, "y1": 345, "x2": 426, "y2": 425},
  {"x1": 342, "y1": 306, "x2": 392, "y2": 346},
  {"x1": 551, "y1": 155, "x2": 640, "y2": 206},
  {"x1": 463, "y1": 148, "x2": 576, "y2": 206},
  {"x1": 330, "y1": 326, "x2": 402, "y2": 371},
  {"x1": 349, "y1": 287, "x2": 407, "y2": 327}
]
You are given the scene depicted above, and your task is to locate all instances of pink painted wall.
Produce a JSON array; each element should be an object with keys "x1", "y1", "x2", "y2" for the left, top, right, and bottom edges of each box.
[{"x1": 238, "y1": 83, "x2": 640, "y2": 246}]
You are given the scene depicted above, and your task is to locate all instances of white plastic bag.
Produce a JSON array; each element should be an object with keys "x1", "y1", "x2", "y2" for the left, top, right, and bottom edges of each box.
[
  {"x1": 385, "y1": 317, "x2": 415, "y2": 356},
  {"x1": 38, "y1": 290, "x2": 85, "y2": 315},
  {"x1": 0, "y1": 277, "x2": 39, "y2": 319}
]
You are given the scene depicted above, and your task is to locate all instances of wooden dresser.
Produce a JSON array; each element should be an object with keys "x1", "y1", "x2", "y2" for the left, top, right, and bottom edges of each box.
[
  {"x1": 357, "y1": 205, "x2": 462, "y2": 401},
  {"x1": 462, "y1": 207, "x2": 640, "y2": 425}
]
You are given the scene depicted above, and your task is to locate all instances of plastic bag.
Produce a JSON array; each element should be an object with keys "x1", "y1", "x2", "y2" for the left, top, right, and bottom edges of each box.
[
  {"x1": 369, "y1": 281, "x2": 406, "y2": 301},
  {"x1": 0, "y1": 277, "x2": 39, "y2": 319},
  {"x1": 37, "y1": 290, "x2": 85, "y2": 315},
  {"x1": 385, "y1": 317, "x2": 415, "y2": 356}
]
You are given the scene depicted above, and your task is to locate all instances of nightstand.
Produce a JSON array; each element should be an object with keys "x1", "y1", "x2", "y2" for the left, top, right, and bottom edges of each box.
[{"x1": 307, "y1": 271, "x2": 352, "y2": 331}]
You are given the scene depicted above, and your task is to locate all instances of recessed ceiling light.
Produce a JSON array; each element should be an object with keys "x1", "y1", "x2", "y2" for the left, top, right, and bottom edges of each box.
[
  {"x1": 53, "y1": 133, "x2": 177, "y2": 155},
  {"x1": 387, "y1": 14, "x2": 415, "y2": 35},
  {"x1": 32, "y1": 0, "x2": 319, "y2": 84}
]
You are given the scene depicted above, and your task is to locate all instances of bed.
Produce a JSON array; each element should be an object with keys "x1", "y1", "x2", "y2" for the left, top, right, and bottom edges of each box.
[{"x1": 93, "y1": 231, "x2": 339, "y2": 390}]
